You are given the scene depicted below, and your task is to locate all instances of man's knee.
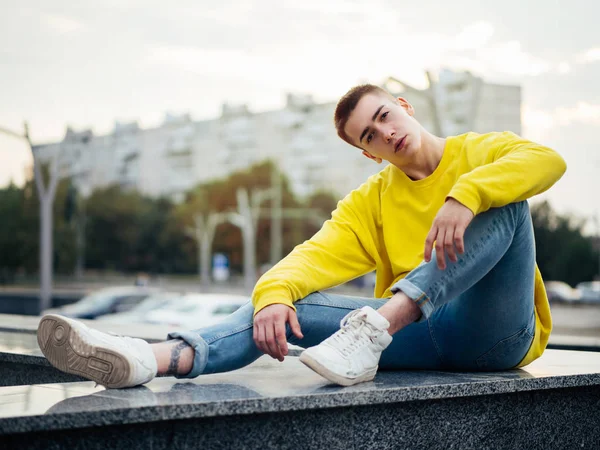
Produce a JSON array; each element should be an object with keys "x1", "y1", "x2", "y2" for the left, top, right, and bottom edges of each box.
[
  {"x1": 470, "y1": 200, "x2": 529, "y2": 232},
  {"x1": 295, "y1": 292, "x2": 326, "y2": 306}
]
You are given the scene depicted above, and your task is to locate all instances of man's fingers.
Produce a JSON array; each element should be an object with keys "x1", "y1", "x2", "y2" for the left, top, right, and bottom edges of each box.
[
  {"x1": 256, "y1": 323, "x2": 266, "y2": 354},
  {"x1": 274, "y1": 321, "x2": 288, "y2": 356},
  {"x1": 252, "y1": 305, "x2": 304, "y2": 362},
  {"x1": 454, "y1": 226, "x2": 466, "y2": 254},
  {"x1": 253, "y1": 322, "x2": 258, "y2": 348},
  {"x1": 265, "y1": 323, "x2": 282, "y2": 361},
  {"x1": 444, "y1": 225, "x2": 457, "y2": 263},
  {"x1": 288, "y1": 311, "x2": 304, "y2": 340},
  {"x1": 424, "y1": 226, "x2": 438, "y2": 262},
  {"x1": 435, "y1": 228, "x2": 446, "y2": 270}
]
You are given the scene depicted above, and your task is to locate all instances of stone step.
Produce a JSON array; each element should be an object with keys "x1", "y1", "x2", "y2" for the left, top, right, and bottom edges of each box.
[{"x1": 0, "y1": 349, "x2": 599, "y2": 449}]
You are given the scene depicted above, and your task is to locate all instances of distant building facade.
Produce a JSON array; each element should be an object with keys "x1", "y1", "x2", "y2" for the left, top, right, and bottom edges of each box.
[{"x1": 33, "y1": 69, "x2": 522, "y2": 201}]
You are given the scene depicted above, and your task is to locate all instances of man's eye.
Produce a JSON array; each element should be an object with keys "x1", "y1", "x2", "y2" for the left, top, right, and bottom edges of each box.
[
  {"x1": 367, "y1": 133, "x2": 373, "y2": 143},
  {"x1": 381, "y1": 112, "x2": 388, "y2": 120}
]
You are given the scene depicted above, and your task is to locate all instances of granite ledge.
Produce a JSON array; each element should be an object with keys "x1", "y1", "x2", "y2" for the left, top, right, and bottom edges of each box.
[
  {"x1": 1, "y1": 349, "x2": 600, "y2": 434},
  {"x1": 3, "y1": 377, "x2": 600, "y2": 436}
]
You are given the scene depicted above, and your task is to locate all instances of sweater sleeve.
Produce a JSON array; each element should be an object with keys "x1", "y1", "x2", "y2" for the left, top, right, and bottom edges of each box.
[
  {"x1": 448, "y1": 132, "x2": 567, "y2": 215},
  {"x1": 251, "y1": 183, "x2": 379, "y2": 315}
]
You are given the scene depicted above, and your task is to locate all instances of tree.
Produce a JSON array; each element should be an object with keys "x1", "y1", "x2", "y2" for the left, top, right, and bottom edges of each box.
[
  {"x1": 84, "y1": 186, "x2": 172, "y2": 272},
  {"x1": 0, "y1": 170, "x2": 77, "y2": 282},
  {"x1": 531, "y1": 201, "x2": 599, "y2": 286},
  {"x1": 0, "y1": 183, "x2": 25, "y2": 283},
  {"x1": 174, "y1": 161, "x2": 301, "y2": 274},
  {"x1": 52, "y1": 178, "x2": 77, "y2": 274}
]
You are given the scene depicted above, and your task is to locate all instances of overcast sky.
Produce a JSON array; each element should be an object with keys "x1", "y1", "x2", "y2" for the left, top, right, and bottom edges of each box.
[{"x1": 1, "y1": 0, "x2": 598, "y2": 229}]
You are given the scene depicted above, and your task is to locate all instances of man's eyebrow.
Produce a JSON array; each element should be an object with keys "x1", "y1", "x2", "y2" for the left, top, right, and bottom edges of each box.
[{"x1": 359, "y1": 105, "x2": 384, "y2": 143}]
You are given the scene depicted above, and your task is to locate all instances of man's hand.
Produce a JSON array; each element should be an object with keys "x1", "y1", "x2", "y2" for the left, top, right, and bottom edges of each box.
[
  {"x1": 253, "y1": 304, "x2": 303, "y2": 361},
  {"x1": 424, "y1": 198, "x2": 474, "y2": 270}
]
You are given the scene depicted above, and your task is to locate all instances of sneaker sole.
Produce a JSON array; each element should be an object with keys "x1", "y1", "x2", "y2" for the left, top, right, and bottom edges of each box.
[
  {"x1": 37, "y1": 314, "x2": 132, "y2": 389},
  {"x1": 299, "y1": 351, "x2": 378, "y2": 386}
]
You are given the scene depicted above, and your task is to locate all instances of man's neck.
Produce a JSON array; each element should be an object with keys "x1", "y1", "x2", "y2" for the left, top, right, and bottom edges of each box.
[{"x1": 397, "y1": 130, "x2": 446, "y2": 181}]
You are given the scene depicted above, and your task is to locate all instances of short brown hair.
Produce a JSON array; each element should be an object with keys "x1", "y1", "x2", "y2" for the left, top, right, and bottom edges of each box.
[{"x1": 334, "y1": 84, "x2": 396, "y2": 148}]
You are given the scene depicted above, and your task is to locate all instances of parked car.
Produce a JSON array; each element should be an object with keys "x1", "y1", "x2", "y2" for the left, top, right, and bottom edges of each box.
[
  {"x1": 43, "y1": 286, "x2": 159, "y2": 319},
  {"x1": 575, "y1": 281, "x2": 600, "y2": 304},
  {"x1": 143, "y1": 293, "x2": 249, "y2": 329},
  {"x1": 544, "y1": 281, "x2": 581, "y2": 304},
  {"x1": 96, "y1": 291, "x2": 184, "y2": 324}
]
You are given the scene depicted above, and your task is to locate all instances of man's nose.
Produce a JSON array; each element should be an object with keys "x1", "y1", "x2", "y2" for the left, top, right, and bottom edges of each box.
[{"x1": 384, "y1": 129, "x2": 395, "y2": 143}]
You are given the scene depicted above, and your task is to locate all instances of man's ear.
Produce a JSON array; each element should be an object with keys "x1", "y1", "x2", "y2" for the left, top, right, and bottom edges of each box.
[
  {"x1": 362, "y1": 150, "x2": 383, "y2": 164},
  {"x1": 397, "y1": 97, "x2": 415, "y2": 116}
]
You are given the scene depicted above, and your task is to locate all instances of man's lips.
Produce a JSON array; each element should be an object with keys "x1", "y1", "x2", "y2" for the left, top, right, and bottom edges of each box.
[{"x1": 395, "y1": 136, "x2": 407, "y2": 153}]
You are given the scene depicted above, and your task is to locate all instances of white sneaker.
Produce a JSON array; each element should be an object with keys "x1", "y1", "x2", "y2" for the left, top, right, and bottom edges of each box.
[
  {"x1": 37, "y1": 314, "x2": 158, "y2": 389},
  {"x1": 299, "y1": 306, "x2": 392, "y2": 386}
]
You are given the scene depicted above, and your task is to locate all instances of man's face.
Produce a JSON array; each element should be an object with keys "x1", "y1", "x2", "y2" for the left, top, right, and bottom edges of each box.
[{"x1": 343, "y1": 93, "x2": 422, "y2": 165}]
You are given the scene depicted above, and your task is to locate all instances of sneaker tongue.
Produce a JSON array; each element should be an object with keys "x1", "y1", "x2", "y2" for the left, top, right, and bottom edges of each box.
[{"x1": 359, "y1": 306, "x2": 390, "y2": 331}]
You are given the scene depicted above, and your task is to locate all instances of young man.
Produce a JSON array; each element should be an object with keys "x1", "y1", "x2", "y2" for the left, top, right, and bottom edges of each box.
[{"x1": 38, "y1": 84, "x2": 566, "y2": 388}]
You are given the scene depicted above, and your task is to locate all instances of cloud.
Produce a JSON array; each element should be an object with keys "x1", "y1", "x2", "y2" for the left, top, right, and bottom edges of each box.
[
  {"x1": 522, "y1": 107, "x2": 555, "y2": 140},
  {"x1": 473, "y1": 41, "x2": 551, "y2": 76},
  {"x1": 146, "y1": 18, "x2": 562, "y2": 103},
  {"x1": 145, "y1": 33, "x2": 444, "y2": 98},
  {"x1": 452, "y1": 21, "x2": 495, "y2": 51},
  {"x1": 523, "y1": 102, "x2": 600, "y2": 140},
  {"x1": 0, "y1": 135, "x2": 33, "y2": 188},
  {"x1": 441, "y1": 43, "x2": 552, "y2": 78},
  {"x1": 146, "y1": 13, "x2": 559, "y2": 94},
  {"x1": 555, "y1": 102, "x2": 600, "y2": 125},
  {"x1": 282, "y1": 0, "x2": 369, "y2": 14},
  {"x1": 557, "y1": 62, "x2": 572, "y2": 74},
  {"x1": 398, "y1": 23, "x2": 553, "y2": 79},
  {"x1": 575, "y1": 47, "x2": 600, "y2": 64},
  {"x1": 145, "y1": 46, "x2": 281, "y2": 80},
  {"x1": 44, "y1": 14, "x2": 86, "y2": 35}
]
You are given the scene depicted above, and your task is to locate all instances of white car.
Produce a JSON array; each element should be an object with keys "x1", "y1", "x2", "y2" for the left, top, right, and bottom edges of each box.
[
  {"x1": 96, "y1": 292, "x2": 184, "y2": 324},
  {"x1": 576, "y1": 281, "x2": 600, "y2": 303},
  {"x1": 43, "y1": 286, "x2": 159, "y2": 319},
  {"x1": 544, "y1": 281, "x2": 581, "y2": 304},
  {"x1": 143, "y1": 293, "x2": 249, "y2": 329}
]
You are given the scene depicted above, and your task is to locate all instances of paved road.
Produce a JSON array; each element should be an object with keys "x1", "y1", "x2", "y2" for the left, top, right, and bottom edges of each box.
[{"x1": 550, "y1": 303, "x2": 600, "y2": 336}]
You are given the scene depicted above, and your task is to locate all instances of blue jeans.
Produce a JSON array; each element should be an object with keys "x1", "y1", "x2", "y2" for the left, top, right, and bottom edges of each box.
[{"x1": 168, "y1": 201, "x2": 536, "y2": 377}]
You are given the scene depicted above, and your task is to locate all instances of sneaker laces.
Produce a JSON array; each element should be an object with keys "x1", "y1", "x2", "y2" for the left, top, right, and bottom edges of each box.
[{"x1": 331, "y1": 311, "x2": 382, "y2": 356}]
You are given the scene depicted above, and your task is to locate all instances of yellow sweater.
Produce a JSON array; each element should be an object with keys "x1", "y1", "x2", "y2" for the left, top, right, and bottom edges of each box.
[{"x1": 252, "y1": 131, "x2": 567, "y2": 367}]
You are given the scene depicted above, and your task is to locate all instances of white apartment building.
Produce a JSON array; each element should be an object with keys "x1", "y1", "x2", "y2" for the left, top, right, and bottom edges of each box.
[{"x1": 33, "y1": 70, "x2": 521, "y2": 201}]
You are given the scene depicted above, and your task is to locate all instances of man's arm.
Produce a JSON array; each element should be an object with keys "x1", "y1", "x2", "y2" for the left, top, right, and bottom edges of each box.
[
  {"x1": 252, "y1": 185, "x2": 379, "y2": 314},
  {"x1": 252, "y1": 181, "x2": 380, "y2": 360},
  {"x1": 447, "y1": 131, "x2": 567, "y2": 216},
  {"x1": 425, "y1": 132, "x2": 566, "y2": 269}
]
